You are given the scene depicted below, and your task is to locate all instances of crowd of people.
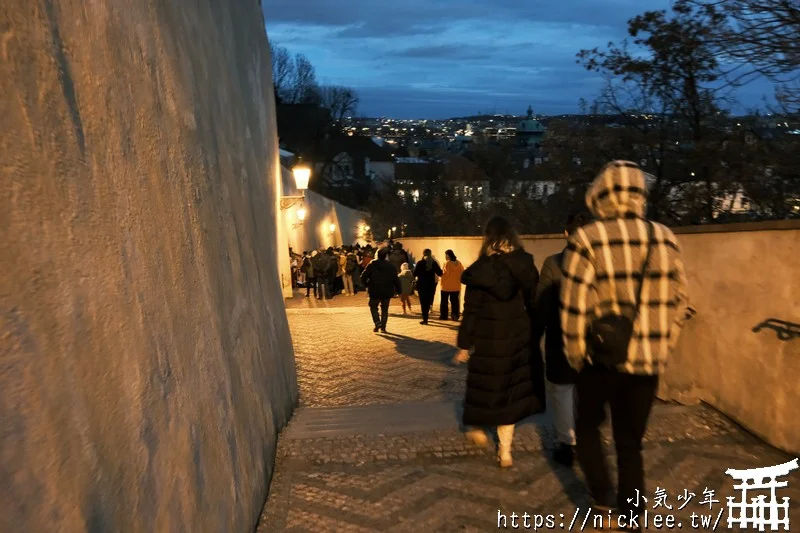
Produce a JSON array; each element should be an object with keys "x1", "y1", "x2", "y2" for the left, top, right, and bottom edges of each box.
[{"x1": 291, "y1": 160, "x2": 692, "y2": 531}]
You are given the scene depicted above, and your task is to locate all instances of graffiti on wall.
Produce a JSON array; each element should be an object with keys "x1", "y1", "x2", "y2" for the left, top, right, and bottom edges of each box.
[{"x1": 752, "y1": 319, "x2": 800, "y2": 341}]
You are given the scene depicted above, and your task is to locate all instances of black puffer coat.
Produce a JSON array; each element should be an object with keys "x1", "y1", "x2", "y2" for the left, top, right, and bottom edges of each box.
[{"x1": 457, "y1": 249, "x2": 546, "y2": 426}]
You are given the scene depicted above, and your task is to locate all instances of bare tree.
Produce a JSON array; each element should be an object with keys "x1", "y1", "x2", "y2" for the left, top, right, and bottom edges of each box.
[
  {"x1": 270, "y1": 43, "x2": 293, "y2": 103},
  {"x1": 685, "y1": 0, "x2": 800, "y2": 110},
  {"x1": 288, "y1": 54, "x2": 321, "y2": 105},
  {"x1": 320, "y1": 86, "x2": 359, "y2": 124}
]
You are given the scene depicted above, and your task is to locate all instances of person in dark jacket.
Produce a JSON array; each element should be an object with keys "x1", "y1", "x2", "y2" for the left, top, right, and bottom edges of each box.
[
  {"x1": 388, "y1": 242, "x2": 410, "y2": 273},
  {"x1": 413, "y1": 249, "x2": 443, "y2": 325},
  {"x1": 360, "y1": 247, "x2": 401, "y2": 333},
  {"x1": 455, "y1": 216, "x2": 545, "y2": 468},
  {"x1": 310, "y1": 250, "x2": 329, "y2": 300},
  {"x1": 532, "y1": 211, "x2": 591, "y2": 468}
]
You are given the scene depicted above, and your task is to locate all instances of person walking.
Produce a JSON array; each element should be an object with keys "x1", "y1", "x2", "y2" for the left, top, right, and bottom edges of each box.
[
  {"x1": 300, "y1": 252, "x2": 316, "y2": 298},
  {"x1": 398, "y1": 262, "x2": 415, "y2": 314},
  {"x1": 439, "y1": 249, "x2": 464, "y2": 321},
  {"x1": 413, "y1": 249, "x2": 442, "y2": 325},
  {"x1": 560, "y1": 160, "x2": 690, "y2": 526},
  {"x1": 532, "y1": 212, "x2": 591, "y2": 468},
  {"x1": 310, "y1": 250, "x2": 328, "y2": 300},
  {"x1": 344, "y1": 246, "x2": 358, "y2": 296},
  {"x1": 455, "y1": 216, "x2": 545, "y2": 468},
  {"x1": 388, "y1": 241, "x2": 410, "y2": 273},
  {"x1": 360, "y1": 247, "x2": 401, "y2": 333}
]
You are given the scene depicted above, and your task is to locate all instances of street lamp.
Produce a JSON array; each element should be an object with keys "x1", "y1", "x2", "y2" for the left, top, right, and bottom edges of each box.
[{"x1": 280, "y1": 163, "x2": 311, "y2": 210}]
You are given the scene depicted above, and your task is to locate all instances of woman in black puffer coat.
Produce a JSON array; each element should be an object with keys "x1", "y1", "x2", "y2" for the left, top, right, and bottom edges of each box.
[{"x1": 455, "y1": 216, "x2": 546, "y2": 467}]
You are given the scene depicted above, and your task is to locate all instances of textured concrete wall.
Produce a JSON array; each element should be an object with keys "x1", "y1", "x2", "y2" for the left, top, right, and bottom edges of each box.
[
  {"x1": 401, "y1": 222, "x2": 800, "y2": 454},
  {"x1": 658, "y1": 225, "x2": 800, "y2": 455},
  {"x1": 1, "y1": 1, "x2": 297, "y2": 531}
]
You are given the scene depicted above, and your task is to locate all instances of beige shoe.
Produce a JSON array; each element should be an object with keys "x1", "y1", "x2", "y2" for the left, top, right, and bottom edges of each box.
[
  {"x1": 497, "y1": 446, "x2": 513, "y2": 468},
  {"x1": 464, "y1": 428, "x2": 489, "y2": 447}
]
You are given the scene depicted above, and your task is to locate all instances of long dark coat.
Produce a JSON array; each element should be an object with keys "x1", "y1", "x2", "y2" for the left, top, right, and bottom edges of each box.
[
  {"x1": 532, "y1": 252, "x2": 577, "y2": 385},
  {"x1": 456, "y1": 249, "x2": 546, "y2": 426}
]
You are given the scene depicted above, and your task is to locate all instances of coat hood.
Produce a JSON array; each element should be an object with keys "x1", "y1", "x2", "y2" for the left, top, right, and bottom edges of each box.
[
  {"x1": 585, "y1": 160, "x2": 647, "y2": 219},
  {"x1": 461, "y1": 249, "x2": 534, "y2": 301}
]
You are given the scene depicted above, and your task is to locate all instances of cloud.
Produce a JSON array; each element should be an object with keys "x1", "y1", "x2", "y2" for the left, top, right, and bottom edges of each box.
[{"x1": 262, "y1": 0, "x2": 768, "y2": 117}]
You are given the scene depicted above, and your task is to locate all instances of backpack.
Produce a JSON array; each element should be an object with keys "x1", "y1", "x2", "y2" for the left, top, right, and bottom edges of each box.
[
  {"x1": 312, "y1": 254, "x2": 326, "y2": 273},
  {"x1": 345, "y1": 254, "x2": 357, "y2": 274}
]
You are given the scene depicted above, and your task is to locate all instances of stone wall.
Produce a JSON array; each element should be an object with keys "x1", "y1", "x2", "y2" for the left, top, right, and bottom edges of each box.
[
  {"x1": 399, "y1": 220, "x2": 800, "y2": 454},
  {"x1": 1, "y1": 1, "x2": 297, "y2": 532}
]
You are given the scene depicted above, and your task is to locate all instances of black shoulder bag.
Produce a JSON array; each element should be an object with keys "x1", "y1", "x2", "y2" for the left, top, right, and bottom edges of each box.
[{"x1": 587, "y1": 221, "x2": 654, "y2": 367}]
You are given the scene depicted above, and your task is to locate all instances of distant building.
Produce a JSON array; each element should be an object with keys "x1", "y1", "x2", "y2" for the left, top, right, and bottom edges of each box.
[
  {"x1": 312, "y1": 136, "x2": 395, "y2": 189},
  {"x1": 394, "y1": 153, "x2": 490, "y2": 211},
  {"x1": 516, "y1": 105, "x2": 546, "y2": 151}
]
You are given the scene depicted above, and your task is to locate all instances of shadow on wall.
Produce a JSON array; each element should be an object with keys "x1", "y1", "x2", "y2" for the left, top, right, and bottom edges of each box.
[
  {"x1": 752, "y1": 318, "x2": 800, "y2": 341},
  {"x1": 280, "y1": 166, "x2": 368, "y2": 252},
  {"x1": 401, "y1": 221, "x2": 800, "y2": 455}
]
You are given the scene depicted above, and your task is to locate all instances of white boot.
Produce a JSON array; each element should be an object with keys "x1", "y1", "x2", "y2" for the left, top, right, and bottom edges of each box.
[
  {"x1": 464, "y1": 426, "x2": 489, "y2": 447},
  {"x1": 497, "y1": 425, "x2": 514, "y2": 468}
]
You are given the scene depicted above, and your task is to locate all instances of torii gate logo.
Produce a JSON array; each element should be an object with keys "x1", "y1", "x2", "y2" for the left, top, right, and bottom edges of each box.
[{"x1": 726, "y1": 458, "x2": 799, "y2": 530}]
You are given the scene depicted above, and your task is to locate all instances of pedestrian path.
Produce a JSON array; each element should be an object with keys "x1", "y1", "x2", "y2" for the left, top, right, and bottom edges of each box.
[{"x1": 259, "y1": 298, "x2": 799, "y2": 531}]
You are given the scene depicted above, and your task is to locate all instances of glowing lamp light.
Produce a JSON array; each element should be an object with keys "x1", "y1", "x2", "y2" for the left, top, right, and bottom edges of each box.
[
  {"x1": 329, "y1": 223, "x2": 336, "y2": 233},
  {"x1": 392, "y1": 226, "x2": 397, "y2": 231},
  {"x1": 292, "y1": 165, "x2": 311, "y2": 191},
  {"x1": 365, "y1": 225, "x2": 371, "y2": 231},
  {"x1": 296, "y1": 207, "x2": 307, "y2": 221}
]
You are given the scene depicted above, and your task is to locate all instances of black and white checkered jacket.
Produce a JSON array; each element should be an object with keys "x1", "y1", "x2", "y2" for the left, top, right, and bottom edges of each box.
[{"x1": 559, "y1": 161, "x2": 690, "y2": 376}]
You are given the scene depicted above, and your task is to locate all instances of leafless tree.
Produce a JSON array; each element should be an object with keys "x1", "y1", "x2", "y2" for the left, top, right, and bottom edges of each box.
[
  {"x1": 270, "y1": 43, "x2": 293, "y2": 103},
  {"x1": 684, "y1": 0, "x2": 800, "y2": 110},
  {"x1": 320, "y1": 86, "x2": 359, "y2": 124},
  {"x1": 288, "y1": 54, "x2": 321, "y2": 105}
]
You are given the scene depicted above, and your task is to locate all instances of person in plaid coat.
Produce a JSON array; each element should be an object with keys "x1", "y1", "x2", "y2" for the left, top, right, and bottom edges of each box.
[{"x1": 559, "y1": 160, "x2": 690, "y2": 526}]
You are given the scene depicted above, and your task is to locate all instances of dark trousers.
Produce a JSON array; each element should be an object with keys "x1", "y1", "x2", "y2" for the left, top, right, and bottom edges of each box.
[
  {"x1": 419, "y1": 289, "x2": 435, "y2": 321},
  {"x1": 316, "y1": 277, "x2": 329, "y2": 299},
  {"x1": 574, "y1": 364, "x2": 658, "y2": 515},
  {"x1": 305, "y1": 277, "x2": 317, "y2": 297},
  {"x1": 439, "y1": 290, "x2": 460, "y2": 319},
  {"x1": 369, "y1": 298, "x2": 391, "y2": 328}
]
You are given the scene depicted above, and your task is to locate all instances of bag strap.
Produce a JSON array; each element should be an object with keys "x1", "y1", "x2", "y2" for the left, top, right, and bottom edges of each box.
[{"x1": 633, "y1": 221, "x2": 655, "y2": 319}]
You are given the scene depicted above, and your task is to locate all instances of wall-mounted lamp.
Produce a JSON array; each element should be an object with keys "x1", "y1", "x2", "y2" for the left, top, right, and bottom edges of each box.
[
  {"x1": 292, "y1": 207, "x2": 307, "y2": 229},
  {"x1": 328, "y1": 223, "x2": 336, "y2": 234},
  {"x1": 280, "y1": 163, "x2": 311, "y2": 210}
]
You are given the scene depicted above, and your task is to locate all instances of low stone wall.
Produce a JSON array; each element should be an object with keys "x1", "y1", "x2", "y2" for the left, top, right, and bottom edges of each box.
[
  {"x1": 1, "y1": 1, "x2": 297, "y2": 531},
  {"x1": 399, "y1": 220, "x2": 800, "y2": 454}
]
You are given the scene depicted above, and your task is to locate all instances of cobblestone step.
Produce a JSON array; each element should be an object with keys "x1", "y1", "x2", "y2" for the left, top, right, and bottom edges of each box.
[
  {"x1": 285, "y1": 402, "x2": 464, "y2": 438},
  {"x1": 284, "y1": 400, "x2": 691, "y2": 440}
]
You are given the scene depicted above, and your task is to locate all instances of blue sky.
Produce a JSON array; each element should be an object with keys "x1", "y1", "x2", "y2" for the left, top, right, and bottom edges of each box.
[{"x1": 261, "y1": 0, "x2": 776, "y2": 119}]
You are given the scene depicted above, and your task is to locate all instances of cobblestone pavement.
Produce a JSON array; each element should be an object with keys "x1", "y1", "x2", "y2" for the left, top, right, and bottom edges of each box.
[
  {"x1": 259, "y1": 300, "x2": 800, "y2": 532},
  {"x1": 286, "y1": 294, "x2": 464, "y2": 407}
]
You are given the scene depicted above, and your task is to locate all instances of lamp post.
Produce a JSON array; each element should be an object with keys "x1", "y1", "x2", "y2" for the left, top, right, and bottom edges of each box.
[{"x1": 281, "y1": 163, "x2": 311, "y2": 210}]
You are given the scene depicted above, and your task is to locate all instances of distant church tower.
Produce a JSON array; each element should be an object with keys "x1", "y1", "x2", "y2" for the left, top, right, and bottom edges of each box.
[{"x1": 516, "y1": 105, "x2": 545, "y2": 151}]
